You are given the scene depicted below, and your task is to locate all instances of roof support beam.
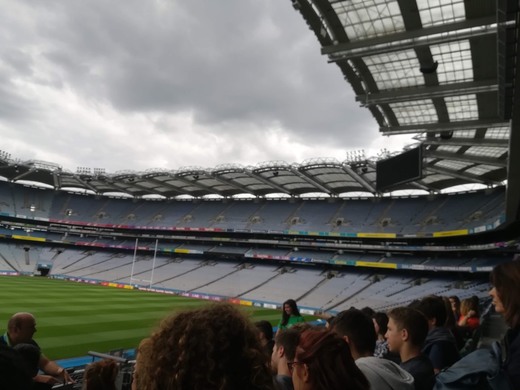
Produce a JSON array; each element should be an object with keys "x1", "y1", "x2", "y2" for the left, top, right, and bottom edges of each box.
[
  {"x1": 423, "y1": 137, "x2": 509, "y2": 147},
  {"x1": 505, "y1": 0, "x2": 520, "y2": 222},
  {"x1": 137, "y1": 176, "x2": 186, "y2": 196},
  {"x1": 324, "y1": 16, "x2": 496, "y2": 60},
  {"x1": 71, "y1": 175, "x2": 99, "y2": 194},
  {"x1": 174, "y1": 175, "x2": 226, "y2": 196},
  {"x1": 290, "y1": 167, "x2": 333, "y2": 194},
  {"x1": 341, "y1": 165, "x2": 376, "y2": 193},
  {"x1": 409, "y1": 181, "x2": 432, "y2": 192},
  {"x1": 247, "y1": 171, "x2": 292, "y2": 195},
  {"x1": 426, "y1": 151, "x2": 507, "y2": 167},
  {"x1": 425, "y1": 165, "x2": 502, "y2": 185},
  {"x1": 380, "y1": 118, "x2": 510, "y2": 135},
  {"x1": 107, "y1": 180, "x2": 151, "y2": 195},
  {"x1": 11, "y1": 169, "x2": 35, "y2": 182},
  {"x1": 357, "y1": 80, "x2": 498, "y2": 106},
  {"x1": 52, "y1": 172, "x2": 61, "y2": 189},
  {"x1": 209, "y1": 173, "x2": 254, "y2": 195}
]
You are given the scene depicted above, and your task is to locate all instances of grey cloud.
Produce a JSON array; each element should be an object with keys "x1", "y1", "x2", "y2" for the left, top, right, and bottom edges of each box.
[
  {"x1": 37, "y1": 1, "x2": 375, "y2": 143},
  {"x1": 0, "y1": 0, "x2": 384, "y2": 172}
]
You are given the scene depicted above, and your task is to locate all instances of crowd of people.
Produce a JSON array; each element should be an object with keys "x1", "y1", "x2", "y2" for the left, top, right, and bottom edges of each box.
[{"x1": 0, "y1": 260, "x2": 518, "y2": 389}]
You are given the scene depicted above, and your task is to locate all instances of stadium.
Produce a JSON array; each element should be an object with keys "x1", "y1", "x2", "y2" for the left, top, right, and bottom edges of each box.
[{"x1": 1, "y1": 1, "x2": 520, "y2": 389}]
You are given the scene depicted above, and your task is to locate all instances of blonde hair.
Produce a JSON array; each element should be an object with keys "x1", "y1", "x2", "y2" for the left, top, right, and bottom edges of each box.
[{"x1": 460, "y1": 298, "x2": 478, "y2": 317}]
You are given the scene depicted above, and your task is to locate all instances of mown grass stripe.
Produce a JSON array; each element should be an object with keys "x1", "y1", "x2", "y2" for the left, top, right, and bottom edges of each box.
[{"x1": 0, "y1": 276, "x2": 315, "y2": 359}]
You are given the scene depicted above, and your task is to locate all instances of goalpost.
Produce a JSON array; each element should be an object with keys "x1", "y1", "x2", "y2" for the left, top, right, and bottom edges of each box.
[{"x1": 129, "y1": 238, "x2": 158, "y2": 288}]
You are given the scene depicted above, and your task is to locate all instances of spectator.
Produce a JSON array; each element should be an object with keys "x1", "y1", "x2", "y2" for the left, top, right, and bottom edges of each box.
[
  {"x1": 13, "y1": 343, "x2": 41, "y2": 379},
  {"x1": 84, "y1": 359, "x2": 119, "y2": 390},
  {"x1": 0, "y1": 344, "x2": 33, "y2": 390},
  {"x1": 412, "y1": 296, "x2": 459, "y2": 373},
  {"x1": 271, "y1": 328, "x2": 300, "y2": 390},
  {"x1": 331, "y1": 308, "x2": 414, "y2": 390},
  {"x1": 256, "y1": 320, "x2": 275, "y2": 358},
  {"x1": 372, "y1": 312, "x2": 390, "y2": 358},
  {"x1": 443, "y1": 296, "x2": 464, "y2": 350},
  {"x1": 361, "y1": 306, "x2": 376, "y2": 318},
  {"x1": 448, "y1": 296, "x2": 461, "y2": 322},
  {"x1": 132, "y1": 338, "x2": 151, "y2": 390},
  {"x1": 290, "y1": 328, "x2": 369, "y2": 390},
  {"x1": 489, "y1": 260, "x2": 520, "y2": 388},
  {"x1": 325, "y1": 316, "x2": 335, "y2": 330},
  {"x1": 277, "y1": 299, "x2": 305, "y2": 333},
  {"x1": 0, "y1": 312, "x2": 74, "y2": 386},
  {"x1": 133, "y1": 303, "x2": 273, "y2": 390},
  {"x1": 386, "y1": 307, "x2": 434, "y2": 390},
  {"x1": 457, "y1": 298, "x2": 480, "y2": 331}
]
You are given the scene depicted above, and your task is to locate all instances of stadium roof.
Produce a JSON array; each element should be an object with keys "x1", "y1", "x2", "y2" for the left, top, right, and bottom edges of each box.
[
  {"x1": 291, "y1": 0, "x2": 520, "y2": 218},
  {"x1": 0, "y1": 1, "x2": 519, "y2": 205},
  {"x1": 293, "y1": 0, "x2": 518, "y2": 186}
]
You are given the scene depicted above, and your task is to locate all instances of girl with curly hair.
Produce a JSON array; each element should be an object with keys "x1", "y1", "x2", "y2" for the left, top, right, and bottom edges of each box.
[
  {"x1": 84, "y1": 359, "x2": 119, "y2": 390},
  {"x1": 133, "y1": 303, "x2": 274, "y2": 390}
]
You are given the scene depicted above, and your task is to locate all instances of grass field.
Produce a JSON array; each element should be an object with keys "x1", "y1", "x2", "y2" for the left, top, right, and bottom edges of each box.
[{"x1": 0, "y1": 276, "x2": 305, "y2": 360}]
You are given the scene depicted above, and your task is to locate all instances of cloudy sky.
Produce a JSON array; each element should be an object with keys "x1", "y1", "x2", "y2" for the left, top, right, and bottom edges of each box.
[{"x1": 0, "y1": 0, "x2": 413, "y2": 174}]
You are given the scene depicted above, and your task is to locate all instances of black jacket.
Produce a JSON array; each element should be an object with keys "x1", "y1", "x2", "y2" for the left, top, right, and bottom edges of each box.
[{"x1": 504, "y1": 326, "x2": 520, "y2": 389}]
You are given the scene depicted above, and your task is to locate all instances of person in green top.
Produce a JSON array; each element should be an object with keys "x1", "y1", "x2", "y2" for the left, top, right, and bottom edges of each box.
[{"x1": 277, "y1": 299, "x2": 305, "y2": 333}]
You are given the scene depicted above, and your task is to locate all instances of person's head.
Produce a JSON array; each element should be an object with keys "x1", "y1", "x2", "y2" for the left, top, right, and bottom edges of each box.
[
  {"x1": 271, "y1": 328, "x2": 300, "y2": 374},
  {"x1": 12, "y1": 343, "x2": 40, "y2": 378},
  {"x1": 331, "y1": 308, "x2": 376, "y2": 358},
  {"x1": 360, "y1": 307, "x2": 375, "y2": 318},
  {"x1": 325, "y1": 316, "x2": 335, "y2": 330},
  {"x1": 442, "y1": 296, "x2": 456, "y2": 328},
  {"x1": 290, "y1": 328, "x2": 369, "y2": 390},
  {"x1": 411, "y1": 296, "x2": 447, "y2": 329},
  {"x1": 448, "y1": 296, "x2": 460, "y2": 314},
  {"x1": 0, "y1": 345, "x2": 33, "y2": 390},
  {"x1": 386, "y1": 307, "x2": 429, "y2": 354},
  {"x1": 255, "y1": 320, "x2": 273, "y2": 346},
  {"x1": 84, "y1": 359, "x2": 119, "y2": 390},
  {"x1": 7, "y1": 313, "x2": 37, "y2": 345},
  {"x1": 460, "y1": 298, "x2": 478, "y2": 317},
  {"x1": 490, "y1": 261, "x2": 520, "y2": 327},
  {"x1": 281, "y1": 299, "x2": 301, "y2": 326},
  {"x1": 133, "y1": 338, "x2": 151, "y2": 390},
  {"x1": 372, "y1": 312, "x2": 388, "y2": 339},
  {"x1": 470, "y1": 295, "x2": 479, "y2": 309},
  {"x1": 134, "y1": 303, "x2": 273, "y2": 390}
]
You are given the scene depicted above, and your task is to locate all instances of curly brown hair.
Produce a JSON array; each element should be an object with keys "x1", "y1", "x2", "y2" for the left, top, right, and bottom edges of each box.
[
  {"x1": 84, "y1": 359, "x2": 119, "y2": 390},
  {"x1": 134, "y1": 303, "x2": 274, "y2": 390}
]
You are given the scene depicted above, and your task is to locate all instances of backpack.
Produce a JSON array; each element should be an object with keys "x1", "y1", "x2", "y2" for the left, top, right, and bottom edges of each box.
[{"x1": 434, "y1": 342, "x2": 510, "y2": 390}]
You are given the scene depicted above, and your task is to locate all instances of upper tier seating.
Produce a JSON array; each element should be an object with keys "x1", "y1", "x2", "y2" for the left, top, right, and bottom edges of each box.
[{"x1": 0, "y1": 181, "x2": 505, "y2": 234}]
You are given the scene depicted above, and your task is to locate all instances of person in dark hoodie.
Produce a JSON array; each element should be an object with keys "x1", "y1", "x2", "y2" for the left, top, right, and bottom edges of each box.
[
  {"x1": 412, "y1": 296, "x2": 459, "y2": 373},
  {"x1": 386, "y1": 307, "x2": 434, "y2": 390},
  {"x1": 489, "y1": 260, "x2": 520, "y2": 389}
]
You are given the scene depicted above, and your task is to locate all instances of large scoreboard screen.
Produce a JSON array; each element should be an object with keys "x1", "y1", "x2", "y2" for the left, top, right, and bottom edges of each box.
[{"x1": 376, "y1": 147, "x2": 423, "y2": 192}]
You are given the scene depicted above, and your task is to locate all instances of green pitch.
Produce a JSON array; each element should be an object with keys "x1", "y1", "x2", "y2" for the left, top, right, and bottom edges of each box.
[{"x1": 0, "y1": 276, "x2": 307, "y2": 360}]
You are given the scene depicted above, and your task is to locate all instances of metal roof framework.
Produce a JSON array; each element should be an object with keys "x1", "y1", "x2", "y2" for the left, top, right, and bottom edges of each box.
[
  {"x1": 0, "y1": 0, "x2": 519, "y2": 203},
  {"x1": 291, "y1": 0, "x2": 520, "y2": 215},
  {"x1": 0, "y1": 156, "x2": 384, "y2": 198}
]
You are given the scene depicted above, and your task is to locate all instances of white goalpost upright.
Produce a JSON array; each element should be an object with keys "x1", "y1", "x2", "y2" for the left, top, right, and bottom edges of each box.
[
  {"x1": 130, "y1": 238, "x2": 159, "y2": 288},
  {"x1": 149, "y1": 239, "x2": 158, "y2": 288}
]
